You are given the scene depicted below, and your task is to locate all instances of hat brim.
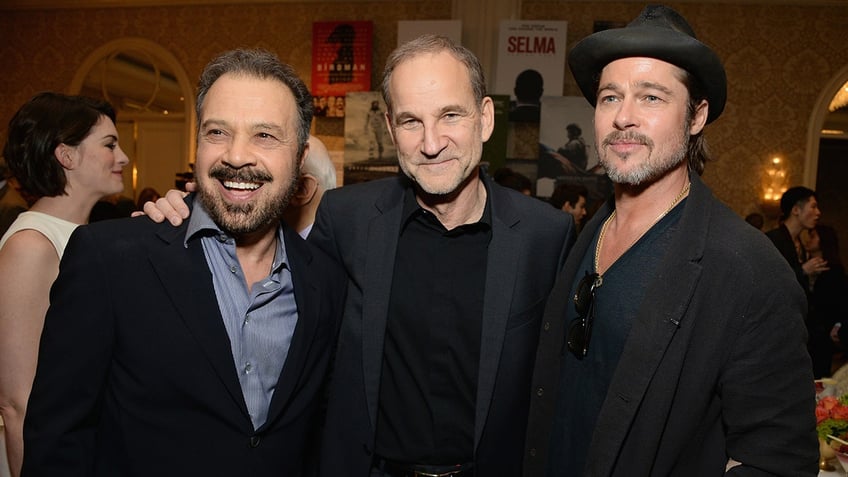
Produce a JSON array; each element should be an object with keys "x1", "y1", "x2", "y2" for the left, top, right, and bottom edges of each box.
[{"x1": 568, "y1": 26, "x2": 727, "y2": 123}]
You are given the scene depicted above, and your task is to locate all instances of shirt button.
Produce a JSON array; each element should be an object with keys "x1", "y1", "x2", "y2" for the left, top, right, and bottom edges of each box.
[
  {"x1": 244, "y1": 314, "x2": 251, "y2": 324},
  {"x1": 530, "y1": 448, "x2": 537, "y2": 457},
  {"x1": 230, "y1": 265, "x2": 237, "y2": 274},
  {"x1": 244, "y1": 362, "x2": 252, "y2": 374},
  {"x1": 536, "y1": 387, "x2": 544, "y2": 397},
  {"x1": 543, "y1": 322, "x2": 551, "y2": 331},
  {"x1": 249, "y1": 435, "x2": 261, "y2": 448}
]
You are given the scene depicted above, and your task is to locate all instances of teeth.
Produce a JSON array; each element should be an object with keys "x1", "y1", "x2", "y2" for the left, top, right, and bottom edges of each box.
[{"x1": 223, "y1": 181, "x2": 260, "y2": 190}]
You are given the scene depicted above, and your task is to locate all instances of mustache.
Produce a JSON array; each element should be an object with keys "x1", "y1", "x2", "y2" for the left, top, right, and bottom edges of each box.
[
  {"x1": 209, "y1": 165, "x2": 273, "y2": 183},
  {"x1": 601, "y1": 131, "x2": 654, "y2": 148}
]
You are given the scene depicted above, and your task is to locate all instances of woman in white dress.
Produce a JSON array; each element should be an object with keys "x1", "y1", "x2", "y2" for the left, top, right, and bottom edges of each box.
[{"x1": 0, "y1": 92, "x2": 129, "y2": 477}]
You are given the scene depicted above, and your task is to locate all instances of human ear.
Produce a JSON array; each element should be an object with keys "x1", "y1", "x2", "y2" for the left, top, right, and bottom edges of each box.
[
  {"x1": 480, "y1": 96, "x2": 495, "y2": 142},
  {"x1": 384, "y1": 111, "x2": 398, "y2": 145},
  {"x1": 54, "y1": 144, "x2": 75, "y2": 170},
  {"x1": 689, "y1": 99, "x2": 709, "y2": 135},
  {"x1": 290, "y1": 174, "x2": 318, "y2": 206}
]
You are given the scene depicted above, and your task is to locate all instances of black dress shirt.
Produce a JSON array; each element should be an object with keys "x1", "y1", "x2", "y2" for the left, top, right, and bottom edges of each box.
[{"x1": 375, "y1": 186, "x2": 492, "y2": 464}]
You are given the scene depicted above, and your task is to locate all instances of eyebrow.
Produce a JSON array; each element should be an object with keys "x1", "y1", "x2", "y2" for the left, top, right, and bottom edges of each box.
[
  {"x1": 599, "y1": 80, "x2": 675, "y2": 97},
  {"x1": 201, "y1": 119, "x2": 285, "y2": 134},
  {"x1": 392, "y1": 104, "x2": 471, "y2": 123}
]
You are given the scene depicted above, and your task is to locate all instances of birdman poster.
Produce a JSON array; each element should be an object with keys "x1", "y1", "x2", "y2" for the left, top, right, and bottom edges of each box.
[{"x1": 312, "y1": 21, "x2": 373, "y2": 118}]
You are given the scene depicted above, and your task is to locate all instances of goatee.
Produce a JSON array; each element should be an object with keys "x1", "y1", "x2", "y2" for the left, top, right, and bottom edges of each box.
[{"x1": 198, "y1": 163, "x2": 300, "y2": 236}]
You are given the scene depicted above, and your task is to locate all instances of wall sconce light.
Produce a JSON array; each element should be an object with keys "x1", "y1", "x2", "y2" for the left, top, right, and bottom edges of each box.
[{"x1": 761, "y1": 156, "x2": 787, "y2": 218}]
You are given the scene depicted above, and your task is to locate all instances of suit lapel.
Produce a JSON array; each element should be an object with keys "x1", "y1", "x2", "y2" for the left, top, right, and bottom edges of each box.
[
  {"x1": 148, "y1": 221, "x2": 250, "y2": 420},
  {"x1": 586, "y1": 175, "x2": 710, "y2": 474},
  {"x1": 263, "y1": 227, "x2": 319, "y2": 428},
  {"x1": 363, "y1": 184, "x2": 405, "y2": 429},
  {"x1": 474, "y1": 182, "x2": 521, "y2": 447}
]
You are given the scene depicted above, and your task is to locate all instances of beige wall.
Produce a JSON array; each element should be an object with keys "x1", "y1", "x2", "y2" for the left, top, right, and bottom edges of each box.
[{"x1": 1, "y1": 1, "x2": 846, "y2": 217}]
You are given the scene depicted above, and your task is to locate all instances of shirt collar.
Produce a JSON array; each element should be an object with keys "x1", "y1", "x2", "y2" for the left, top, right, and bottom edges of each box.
[
  {"x1": 184, "y1": 199, "x2": 289, "y2": 271},
  {"x1": 400, "y1": 174, "x2": 493, "y2": 231}
]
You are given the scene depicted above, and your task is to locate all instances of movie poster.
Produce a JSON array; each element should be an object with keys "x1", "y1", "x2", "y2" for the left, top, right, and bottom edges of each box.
[
  {"x1": 493, "y1": 20, "x2": 567, "y2": 123},
  {"x1": 312, "y1": 21, "x2": 373, "y2": 118},
  {"x1": 342, "y1": 91, "x2": 398, "y2": 185},
  {"x1": 537, "y1": 96, "x2": 612, "y2": 204}
]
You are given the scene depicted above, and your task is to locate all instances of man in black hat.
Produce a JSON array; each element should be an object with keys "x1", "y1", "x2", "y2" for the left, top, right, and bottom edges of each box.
[{"x1": 525, "y1": 5, "x2": 817, "y2": 476}]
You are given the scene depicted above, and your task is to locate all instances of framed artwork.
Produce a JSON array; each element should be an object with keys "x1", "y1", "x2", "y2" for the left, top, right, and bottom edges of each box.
[
  {"x1": 342, "y1": 91, "x2": 398, "y2": 185},
  {"x1": 312, "y1": 21, "x2": 373, "y2": 118},
  {"x1": 537, "y1": 96, "x2": 612, "y2": 205}
]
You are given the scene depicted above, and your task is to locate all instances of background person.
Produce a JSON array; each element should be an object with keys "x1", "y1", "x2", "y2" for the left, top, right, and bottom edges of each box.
[
  {"x1": 766, "y1": 186, "x2": 827, "y2": 291},
  {"x1": 0, "y1": 158, "x2": 28, "y2": 238},
  {"x1": 802, "y1": 225, "x2": 848, "y2": 376},
  {"x1": 0, "y1": 92, "x2": 128, "y2": 477},
  {"x1": 493, "y1": 167, "x2": 533, "y2": 196},
  {"x1": 282, "y1": 135, "x2": 337, "y2": 238},
  {"x1": 549, "y1": 183, "x2": 588, "y2": 231},
  {"x1": 135, "y1": 187, "x2": 161, "y2": 212}
]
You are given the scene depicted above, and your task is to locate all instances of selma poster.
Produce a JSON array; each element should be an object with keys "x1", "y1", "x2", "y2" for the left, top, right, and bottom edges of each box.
[{"x1": 493, "y1": 20, "x2": 567, "y2": 122}]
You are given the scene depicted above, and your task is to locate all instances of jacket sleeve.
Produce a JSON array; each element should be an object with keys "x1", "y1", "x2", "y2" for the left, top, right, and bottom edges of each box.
[
  {"x1": 722, "y1": 259, "x2": 818, "y2": 476},
  {"x1": 22, "y1": 225, "x2": 114, "y2": 477}
]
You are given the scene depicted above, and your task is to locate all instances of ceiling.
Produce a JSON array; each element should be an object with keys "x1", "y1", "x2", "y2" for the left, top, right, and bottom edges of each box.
[{"x1": 1, "y1": 0, "x2": 846, "y2": 9}]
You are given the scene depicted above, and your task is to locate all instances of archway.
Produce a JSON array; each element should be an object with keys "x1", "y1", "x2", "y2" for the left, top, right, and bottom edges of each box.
[
  {"x1": 804, "y1": 64, "x2": 848, "y2": 185},
  {"x1": 805, "y1": 65, "x2": 848, "y2": 245},
  {"x1": 69, "y1": 38, "x2": 195, "y2": 201}
]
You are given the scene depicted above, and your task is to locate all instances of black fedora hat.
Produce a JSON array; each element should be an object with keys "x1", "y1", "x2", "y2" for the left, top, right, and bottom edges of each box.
[{"x1": 568, "y1": 4, "x2": 726, "y2": 123}]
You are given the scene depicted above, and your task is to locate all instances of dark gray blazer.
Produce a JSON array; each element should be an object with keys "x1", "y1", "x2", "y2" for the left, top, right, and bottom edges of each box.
[
  {"x1": 23, "y1": 199, "x2": 346, "y2": 477},
  {"x1": 524, "y1": 174, "x2": 818, "y2": 476},
  {"x1": 312, "y1": 172, "x2": 574, "y2": 476}
]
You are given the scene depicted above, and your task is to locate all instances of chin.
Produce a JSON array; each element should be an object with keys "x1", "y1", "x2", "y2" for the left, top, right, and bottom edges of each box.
[{"x1": 415, "y1": 176, "x2": 465, "y2": 196}]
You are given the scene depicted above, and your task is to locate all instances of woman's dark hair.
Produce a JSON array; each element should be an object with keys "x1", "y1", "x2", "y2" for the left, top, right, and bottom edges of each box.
[
  {"x1": 816, "y1": 224, "x2": 843, "y2": 270},
  {"x1": 3, "y1": 91, "x2": 116, "y2": 198},
  {"x1": 136, "y1": 187, "x2": 161, "y2": 211}
]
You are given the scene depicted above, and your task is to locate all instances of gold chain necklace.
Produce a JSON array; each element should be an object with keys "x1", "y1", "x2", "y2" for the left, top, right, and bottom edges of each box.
[{"x1": 594, "y1": 181, "x2": 691, "y2": 275}]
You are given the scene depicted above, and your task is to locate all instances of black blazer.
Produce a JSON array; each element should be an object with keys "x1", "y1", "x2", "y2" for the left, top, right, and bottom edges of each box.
[
  {"x1": 524, "y1": 174, "x2": 817, "y2": 476},
  {"x1": 766, "y1": 224, "x2": 809, "y2": 291},
  {"x1": 22, "y1": 200, "x2": 346, "y2": 477},
  {"x1": 311, "y1": 173, "x2": 574, "y2": 476}
]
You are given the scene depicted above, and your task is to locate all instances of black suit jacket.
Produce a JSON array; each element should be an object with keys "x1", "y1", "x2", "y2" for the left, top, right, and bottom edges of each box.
[
  {"x1": 311, "y1": 173, "x2": 574, "y2": 476},
  {"x1": 22, "y1": 200, "x2": 346, "y2": 477},
  {"x1": 766, "y1": 224, "x2": 809, "y2": 292},
  {"x1": 524, "y1": 174, "x2": 817, "y2": 476}
]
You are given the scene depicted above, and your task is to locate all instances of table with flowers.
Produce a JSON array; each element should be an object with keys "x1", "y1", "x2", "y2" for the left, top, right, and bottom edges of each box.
[{"x1": 817, "y1": 380, "x2": 848, "y2": 475}]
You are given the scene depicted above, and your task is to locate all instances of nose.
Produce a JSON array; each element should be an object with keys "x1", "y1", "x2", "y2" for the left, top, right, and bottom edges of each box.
[
  {"x1": 612, "y1": 99, "x2": 637, "y2": 130},
  {"x1": 223, "y1": 135, "x2": 256, "y2": 168},
  {"x1": 116, "y1": 145, "x2": 130, "y2": 167},
  {"x1": 420, "y1": 122, "x2": 448, "y2": 158}
]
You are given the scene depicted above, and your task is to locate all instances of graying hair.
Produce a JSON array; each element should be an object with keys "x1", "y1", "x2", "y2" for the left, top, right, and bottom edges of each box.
[
  {"x1": 381, "y1": 35, "x2": 487, "y2": 116},
  {"x1": 302, "y1": 141, "x2": 337, "y2": 191},
  {"x1": 196, "y1": 49, "x2": 313, "y2": 159}
]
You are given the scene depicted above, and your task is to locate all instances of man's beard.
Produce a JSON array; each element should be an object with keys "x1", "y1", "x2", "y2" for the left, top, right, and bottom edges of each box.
[
  {"x1": 597, "y1": 127, "x2": 689, "y2": 186},
  {"x1": 197, "y1": 163, "x2": 300, "y2": 236}
]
